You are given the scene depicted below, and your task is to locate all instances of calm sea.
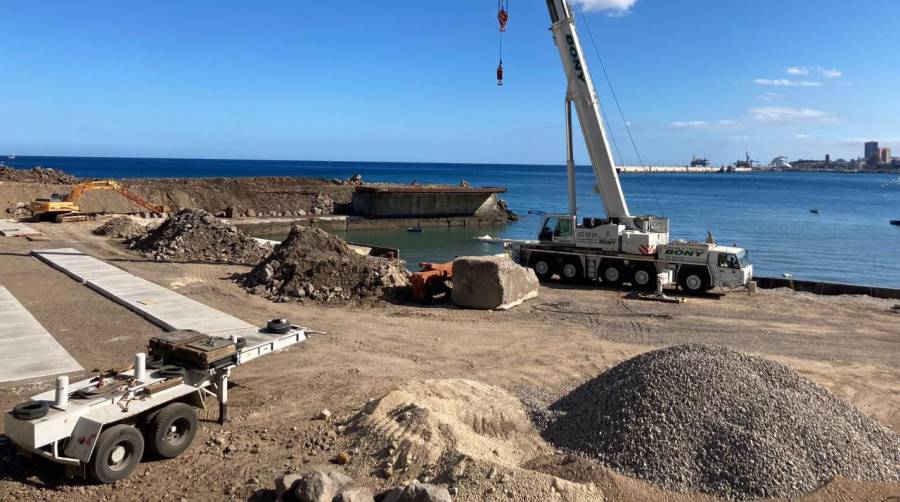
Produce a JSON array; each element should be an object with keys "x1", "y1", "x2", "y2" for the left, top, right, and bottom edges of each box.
[{"x1": 7, "y1": 156, "x2": 900, "y2": 288}]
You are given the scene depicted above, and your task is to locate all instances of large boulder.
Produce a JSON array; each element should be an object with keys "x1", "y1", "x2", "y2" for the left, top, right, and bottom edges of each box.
[
  {"x1": 382, "y1": 482, "x2": 452, "y2": 502},
  {"x1": 450, "y1": 256, "x2": 539, "y2": 310}
]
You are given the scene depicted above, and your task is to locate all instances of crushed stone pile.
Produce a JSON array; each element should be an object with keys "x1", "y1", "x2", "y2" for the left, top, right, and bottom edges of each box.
[
  {"x1": 93, "y1": 216, "x2": 147, "y2": 239},
  {"x1": 342, "y1": 379, "x2": 600, "y2": 502},
  {"x1": 129, "y1": 209, "x2": 269, "y2": 265},
  {"x1": 538, "y1": 344, "x2": 900, "y2": 500},
  {"x1": 241, "y1": 225, "x2": 409, "y2": 303},
  {"x1": 0, "y1": 165, "x2": 79, "y2": 184}
]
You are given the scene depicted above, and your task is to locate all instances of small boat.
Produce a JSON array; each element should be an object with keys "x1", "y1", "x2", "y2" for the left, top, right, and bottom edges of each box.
[
  {"x1": 809, "y1": 209, "x2": 820, "y2": 214},
  {"x1": 891, "y1": 220, "x2": 900, "y2": 226},
  {"x1": 406, "y1": 227, "x2": 423, "y2": 233}
]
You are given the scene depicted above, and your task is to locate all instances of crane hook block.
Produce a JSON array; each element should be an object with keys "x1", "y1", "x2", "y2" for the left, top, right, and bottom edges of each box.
[
  {"x1": 496, "y1": 63, "x2": 504, "y2": 86},
  {"x1": 497, "y1": 9, "x2": 509, "y2": 32}
]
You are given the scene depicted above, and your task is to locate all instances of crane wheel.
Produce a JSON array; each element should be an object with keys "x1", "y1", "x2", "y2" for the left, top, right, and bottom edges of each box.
[
  {"x1": 88, "y1": 424, "x2": 144, "y2": 484},
  {"x1": 679, "y1": 268, "x2": 711, "y2": 294},
  {"x1": 630, "y1": 264, "x2": 657, "y2": 291},
  {"x1": 599, "y1": 261, "x2": 625, "y2": 287},
  {"x1": 560, "y1": 259, "x2": 583, "y2": 284},
  {"x1": 147, "y1": 402, "x2": 198, "y2": 458},
  {"x1": 529, "y1": 254, "x2": 555, "y2": 282}
]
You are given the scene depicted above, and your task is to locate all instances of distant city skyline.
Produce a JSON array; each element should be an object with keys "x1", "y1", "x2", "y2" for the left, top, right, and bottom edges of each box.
[{"x1": 1, "y1": 0, "x2": 899, "y2": 166}]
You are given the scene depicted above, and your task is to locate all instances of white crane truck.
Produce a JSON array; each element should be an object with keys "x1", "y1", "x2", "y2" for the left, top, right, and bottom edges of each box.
[
  {"x1": 507, "y1": 0, "x2": 753, "y2": 294},
  {"x1": 4, "y1": 320, "x2": 309, "y2": 483}
]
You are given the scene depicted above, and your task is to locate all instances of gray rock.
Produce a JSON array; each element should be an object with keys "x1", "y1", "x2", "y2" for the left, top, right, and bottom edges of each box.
[
  {"x1": 293, "y1": 470, "x2": 337, "y2": 502},
  {"x1": 275, "y1": 473, "x2": 303, "y2": 500},
  {"x1": 381, "y1": 482, "x2": 452, "y2": 502},
  {"x1": 327, "y1": 470, "x2": 354, "y2": 490},
  {"x1": 450, "y1": 256, "x2": 539, "y2": 310},
  {"x1": 247, "y1": 208, "x2": 257, "y2": 217},
  {"x1": 333, "y1": 487, "x2": 374, "y2": 502}
]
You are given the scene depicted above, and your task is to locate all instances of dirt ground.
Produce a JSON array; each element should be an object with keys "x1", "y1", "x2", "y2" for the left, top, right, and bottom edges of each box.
[{"x1": 0, "y1": 221, "x2": 898, "y2": 501}]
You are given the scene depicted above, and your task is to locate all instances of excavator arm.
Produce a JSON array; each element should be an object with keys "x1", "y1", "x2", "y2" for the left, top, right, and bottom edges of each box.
[{"x1": 64, "y1": 180, "x2": 167, "y2": 214}]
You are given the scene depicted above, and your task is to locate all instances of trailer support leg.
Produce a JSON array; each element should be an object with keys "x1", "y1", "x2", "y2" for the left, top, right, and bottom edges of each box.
[{"x1": 216, "y1": 369, "x2": 230, "y2": 425}]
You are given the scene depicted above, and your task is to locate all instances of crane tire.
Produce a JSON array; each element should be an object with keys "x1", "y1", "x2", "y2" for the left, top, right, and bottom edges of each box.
[
  {"x1": 679, "y1": 268, "x2": 711, "y2": 294},
  {"x1": 147, "y1": 402, "x2": 198, "y2": 459},
  {"x1": 529, "y1": 254, "x2": 555, "y2": 282},
  {"x1": 630, "y1": 264, "x2": 657, "y2": 291},
  {"x1": 599, "y1": 260, "x2": 625, "y2": 287},
  {"x1": 560, "y1": 259, "x2": 583, "y2": 284},
  {"x1": 12, "y1": 401, "x2": 49, "y2": 420},
  {"x1": 266, "y1": 318, "x2": 292, "y2": 334},
  {"x1": 157, "y1": 365, "x2": 186, "y2": 379},
  {"x1": 88, "y1": 424, "x2": 144, "y2": 484}
]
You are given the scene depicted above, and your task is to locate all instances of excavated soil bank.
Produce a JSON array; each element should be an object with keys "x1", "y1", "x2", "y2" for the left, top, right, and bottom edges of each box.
[
  {"x1": 536, "y1": 344, "x2": 900, "y2": 500},
  {"x1": 0, "y1": 166, "x2": 79, "y2": 184},
  {"x1": 241, "y1": 225, "x2": 408, "y2": 303},
  {"x1": 129, "y1": 209, "x2": 269, "y2": 265}
]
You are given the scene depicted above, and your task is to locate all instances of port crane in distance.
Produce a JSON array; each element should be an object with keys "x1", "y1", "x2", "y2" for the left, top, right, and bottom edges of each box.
[
  {"x1": 29, "y1": 179, "x2": 169, "y2": 223},
  {"x1": 506, "y1": 0, "x2": 753, "y2": 294}
]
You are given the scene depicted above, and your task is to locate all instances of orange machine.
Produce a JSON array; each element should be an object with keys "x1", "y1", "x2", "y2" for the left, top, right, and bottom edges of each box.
[
  {"x1": 29, "y1": 180, "x2": 169, "y2": 222},
  {"x1": 410, "y1": 261, "x2": 453, "y2": 304}
]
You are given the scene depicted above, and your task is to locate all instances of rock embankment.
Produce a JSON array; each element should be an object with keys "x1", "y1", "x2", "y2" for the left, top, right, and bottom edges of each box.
[
  {"x1": 537, "y1": 344, "x2": 900, "y2": 500},
  {"x1": 129, "y1": 209, "x2": 269, "y2": 265},
  {"x1": 242, "y1": 225, "x2": 408, "y2": 303},
  {"x1": 93, "y1": 216, "x2": 148, "y2": 239},
  {"x1": 0, "y1": 165, "x2": 79, "y2": 184}
]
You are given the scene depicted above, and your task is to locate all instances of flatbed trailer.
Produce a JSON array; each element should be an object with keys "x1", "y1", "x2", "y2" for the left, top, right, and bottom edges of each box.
[{"x1": 5, "y1": 320, "x2": 311, "y2": 483}]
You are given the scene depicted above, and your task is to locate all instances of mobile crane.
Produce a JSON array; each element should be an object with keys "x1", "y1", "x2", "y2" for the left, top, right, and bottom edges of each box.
[
  {"x1": 29, "y1": 180, "x2": 168, "y2": 222},
  {"x1": 506, "y1": 0, "x2": 753, "y2": 293}
]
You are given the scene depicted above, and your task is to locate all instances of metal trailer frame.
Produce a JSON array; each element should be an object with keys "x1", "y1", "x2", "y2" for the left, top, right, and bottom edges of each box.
[{"x1": 4, "y1": 324, "x2": 310, "y2": 480}]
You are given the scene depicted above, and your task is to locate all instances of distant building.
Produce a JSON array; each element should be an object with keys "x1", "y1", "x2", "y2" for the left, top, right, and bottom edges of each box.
[
  {"x1": 865, "y1": 141, "x2": 879, "y2": 165},
  {"x1": 879, "y1": 147, "x2": 892, "y2": 164}
]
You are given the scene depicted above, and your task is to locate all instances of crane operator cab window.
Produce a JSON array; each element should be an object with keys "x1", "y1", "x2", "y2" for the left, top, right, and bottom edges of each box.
[
  {"x1": 717, "y1": 252, "x2": 742, "y2": 270},
  {"x1": 539, "y1": 216, "x2": 574, "y2": 244}
]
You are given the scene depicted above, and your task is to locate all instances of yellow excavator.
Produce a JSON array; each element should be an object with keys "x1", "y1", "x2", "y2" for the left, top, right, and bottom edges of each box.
[{"x1": 29, "y1": 180, "x2": 169, "y2": 222}]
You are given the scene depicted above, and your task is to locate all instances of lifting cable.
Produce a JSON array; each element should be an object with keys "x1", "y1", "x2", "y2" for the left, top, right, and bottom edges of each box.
[
  {"x1": 496, "y1": 0, "x2": 509, "y2": 85},
  {"x1": 573, "y1": 0, "x2": 666, "y2": 217}
]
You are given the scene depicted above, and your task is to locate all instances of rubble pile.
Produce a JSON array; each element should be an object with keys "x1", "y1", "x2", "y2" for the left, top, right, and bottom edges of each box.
[
  {"x1": 537, "y1": 344, "x2": 900, "y2": 499},
  {"x1": 0, "y1": 165, "x2": 79, "y2": 184},
  {"x1": 310, "y1": 193, "x2": 334, "y2": 215},
  {"x1": 93, "y1": 216, "x2": 147, "y2": 239},
  {"x1": 242, "y1": 225, "x2": 408, "y2": 303},
  {"x1": 129, "y1": 209, "x2": 269, "y2": 265}
]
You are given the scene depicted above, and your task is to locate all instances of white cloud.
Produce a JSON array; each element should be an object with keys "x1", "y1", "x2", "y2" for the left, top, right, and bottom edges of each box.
[
  {"x1": 750, "y1": 106, "x2": 833, "y2": 123},
  {"x1": 579, "y1": 0, "x2": 638, "y2": 14},
  {"x1": 794, "y1": 133, "x2": 811, "y2": 139},
  {"x1": 818, "y1": 67, "x2": 843, "y2": 79},
  {"x1": 786, "y1": 67, "x2": 809, "y2": 76},
  {"x1": 671, "y1": 119, "x2": 740, "y2": 129},
  {"x1": 758, "y1": 91, "x2": 780, "y2": 101},
  {"x1": 754, "y1": 78, "x2": 823, "y2": 87}
]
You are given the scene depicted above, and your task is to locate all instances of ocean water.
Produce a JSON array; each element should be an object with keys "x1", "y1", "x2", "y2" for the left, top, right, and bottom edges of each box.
[{"x1": 7, "y1": 156, "x2": 900, "y2": 288}]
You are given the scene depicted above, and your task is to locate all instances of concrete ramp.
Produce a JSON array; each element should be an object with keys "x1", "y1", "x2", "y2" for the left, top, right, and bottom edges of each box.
[
  {"x1": 0, "y1": 219, "x2": 41, "y2": 237},
  {"x1": 0, "y1": 286, "x2": 83, "y2": 383},
  {"x1": 32, "y1": 248, "x2": 256, "y2": 337}
]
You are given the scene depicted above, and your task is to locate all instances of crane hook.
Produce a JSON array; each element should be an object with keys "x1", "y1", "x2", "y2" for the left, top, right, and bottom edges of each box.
[{"x1": 496, "y1": 62, "x2": 504, "y2": 86}]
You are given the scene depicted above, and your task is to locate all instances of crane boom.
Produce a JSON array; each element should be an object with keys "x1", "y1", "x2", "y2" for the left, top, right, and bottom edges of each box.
[{"x1": 545, "y1": 0, "x2": 630, "y2": 220}]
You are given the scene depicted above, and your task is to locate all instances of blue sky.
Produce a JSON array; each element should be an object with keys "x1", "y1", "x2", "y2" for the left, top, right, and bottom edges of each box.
[{"x1": 1, "y1": 0, "x2": 898, "y2": 165}]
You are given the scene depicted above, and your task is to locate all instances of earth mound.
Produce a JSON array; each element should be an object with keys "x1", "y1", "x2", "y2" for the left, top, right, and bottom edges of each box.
[
  {"x1": 539, "y1": 344, "x2": 900, "y2": 500},
  {"x1": 0, "y1": 165, "x2": 79, "y2": 184},
  {"x1": 344, "y1": 379, "x2": 599, "y2": 502},
  {"x1": 129, "y1": 209, "x2": 269, "y2": 265},
  {"x1": 241, "y1": 225, "x2": 408, "y2": 303},
  {"x1": 93, "y1": 216, "x2": 147, "y2": 239}
]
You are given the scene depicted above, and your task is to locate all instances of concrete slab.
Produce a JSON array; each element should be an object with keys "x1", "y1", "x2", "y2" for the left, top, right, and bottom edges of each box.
[
  {"x1": 0, "y1": 219, "x2": 41, "y2": 237},
  {"x1": 0, "y1": 286, "x2": 83, "y2": 383},
  {"x1": 32, "y1": 248, "x2": 256, "y2": 338}
]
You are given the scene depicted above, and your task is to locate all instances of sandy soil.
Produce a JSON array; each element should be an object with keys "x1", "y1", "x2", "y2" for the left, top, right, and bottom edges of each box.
[{"x1": 0, "y1": 221, "x2": 898, "y2": 501}]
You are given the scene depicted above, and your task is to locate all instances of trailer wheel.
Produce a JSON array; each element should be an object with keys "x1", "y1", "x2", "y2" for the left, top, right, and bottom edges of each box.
[
  {"x1": 599, "y1": 261, "x2": 625, "y2": 287},
  {"x1": 630, "y1": 264, "x2": 657, "y2": 291},
  {"x1": 88, "y1": 424, "x2": 144, "y2": 484},
  {"x1": 560, "y1": 259, "x2": 583, "y2": 284},
  {"x1": 147, "y1": 402, "x2": 198, "y2": 459},
  {"x1": 679, "y1": 269, "x2": 710, "y2": 294},
  {"x1": 529, "y1": 254, "x2": 555, "y2": 282}
]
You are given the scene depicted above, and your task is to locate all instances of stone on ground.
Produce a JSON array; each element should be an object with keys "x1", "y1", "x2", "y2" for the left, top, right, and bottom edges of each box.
[
  {"x1": 450, "y1": 256, "x2": 538, "y2": 310},
  {"x1": 382, "y1": 482, "x2": 452, "y2": 502},
  {"x1": 93, "y1": 215, "x2": 147, "y2": 239},
  {"x1": 333, "y1": 487, "x2": 374, "y2": 502}
]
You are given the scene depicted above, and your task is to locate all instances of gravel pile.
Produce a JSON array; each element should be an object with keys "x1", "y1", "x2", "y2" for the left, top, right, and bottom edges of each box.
[
  {"x1": 93, "y1": 216, "x2": 147, "y2": 239},
  {"x1": 538, "y1": 344, "x2": 900, "y2": 500},
  {"x1": 129, "y1": 209, "x2": 269, "y2": 265},
  {"x1": 0, "y1": 165, "x2": 79, "y2": 184},
  {"x1": 241, "y1": 225, "x2": 409, "y2": 303}
]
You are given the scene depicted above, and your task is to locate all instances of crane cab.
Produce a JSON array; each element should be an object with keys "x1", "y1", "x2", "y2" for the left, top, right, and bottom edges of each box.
[{"x1": 537, "y1": 213, "x2": 669, "y2": 255}]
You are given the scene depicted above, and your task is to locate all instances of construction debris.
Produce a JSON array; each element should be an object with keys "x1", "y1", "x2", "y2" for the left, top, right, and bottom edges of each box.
[
  {"x1": 0, "y1": 165, "x2": 79, "y2": 184},
  {"x1": 275, "y1": 466, "x2": 363, "y2": 502},
  {"x1": 242, "y1": 225, "x2": 409, "y2": 303},
  {"x1": 534, "y1": 344, "x2": 900, "y2": 500},
  {"x1": 450, "y1": 256, "x2": 539, "y2": 310},
  {"x1": 129, "y1": 209, "x2": 269, "y2": 265},
  {"x1": 93, "y1": 216, "x2": 147, "y2": 239}
]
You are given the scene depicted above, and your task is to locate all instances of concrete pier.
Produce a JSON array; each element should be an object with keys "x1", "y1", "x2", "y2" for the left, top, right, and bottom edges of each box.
[{"x1": 351, "y1": 186, "x2": 507, "y2": 218}]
